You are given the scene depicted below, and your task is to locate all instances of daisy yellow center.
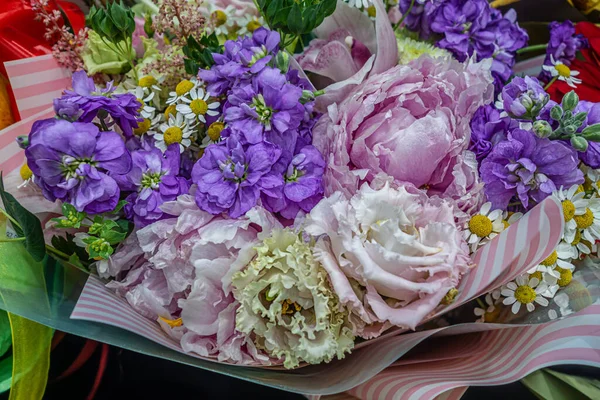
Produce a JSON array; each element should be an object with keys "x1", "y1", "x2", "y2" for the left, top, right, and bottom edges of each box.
[
  {"x1": 441, "y1": 288, "x2": 458, "y2": 305},
  {"x1": 484, "y1": 307, "x2": 501, "y2": 323},
  {"x1": 555, "y1": 63, "x2": 571, "y2": 78},
  {"x1": 571, "y1": 230, "x2": 582, "y2": 245},
  {"x1": 562, "y1": 200, "x2": 576, "y2": 221},
  {"x1": 133, "y1": 118, "x2": 151, "y2": 136},
  {"x1": 281, "y1": 299, "x2": 302, "y2": 315},
  {"x1": 190, "y1": 99, "x2": 208, "y2": 115},
  {"x1": 502, "y1": 220, "x2": 510, "y2": 229},
  {"x1": 246, "y1": 20, "x2": 261, "y2": 32},
  {"x1": 367, "y1": 5, "x2": 376, "y2": 17},
  {"x1": 540, "y1": 250, "x2": 558, "y2": 266},
  {"x1": 164, "y1": 126, "x2": 183, "y2": 145},
  {"x1": 207, "y1": 121, "x2": 225, "y2": 141},
  {"x1": 576, "y1": 185, "x2": 585, "y2": 194},
  {"x1": 556, "y1": 268, "x2": 573, "y2": 287},
  {"x1": 164, "y1": 104, "x2": 177, "y2": 120},
  {"x1": 529, "y1": 271, "x2": 543, "y2": 282},
  {"x1": 136, "y1": 98, "x2": 144, "y2": 111},
  {"x1": 574, "y1": 208, "x2": 594, "y2": 229},
  {"x1": 514, "y1": 285, "x2": 536, "y2": 304},
  {"x1": 159, "y1": 316, "x2": 183, "y2": 327},
  {"x1": 469, "y1": 214, "x2": 493, "y2": 237},
  {"x1": 20, "y1": 163, "x2": 33, "y2": 181},
  {"x1": 212, "y1": 10, "x2": 227, "y2": 26},
  {"x1": 175, "y1": 80, "x2": 194, "y2": 96},
  {"x1": 584, "y1": 176, "x2": 594, "y2": 191},
  {"x1": 138, "y1": 75, "x2": 157, "y2": 88}
]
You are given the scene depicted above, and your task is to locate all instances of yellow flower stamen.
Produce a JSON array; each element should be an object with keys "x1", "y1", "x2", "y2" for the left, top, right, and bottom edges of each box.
[
  {"x1": 575, "y1": 185, "x2": 585, "y2": 194},
  {"x1": 555, "y1": 63, "x2": 571, "y2": 78},
  {"x1": 468, "y1": 214, "x2": 493, "y2": 237},
  {"x1": 502, "y1": 220, "x2": 510, "y2": 230},
  {"x1": 138, "y1": 75, "x2": 158, "y2": 88},
  {"x1": 483, "y1": 307, "x2": 501, "y2": 323},
  {"x1": 571, "y1": 230, "x2": 582, "y2": 245},
  {"x1": 441, "y1": 288, "x2": 458, "y2": 305},
  {"x1": 514, "y1": 285, "x2": 536, "y2": 304},
  {"x1": 190, "y1": 99, "x2": 208, "y2": 115},
  {"x1": 164, "y1": 126, "x2": 183, "y2": 145},
  {"x1": 281, "y1": 299, "x2": 302, "y2": 315},
  {"x1": 20, "y1": 163, "x2": 33, "y2": 181},
  {"x1": 246, "y1": 20, "x2": 261, "y2": 33},
  {"x1": 212, "y1": 10, "x2": 227, "y2": 26},
  {"x1": 540, "y1": 250, "x2": 558, "y2": 267},
  {"x1": 529, "y1": 271, "x2": 543, "y2": 282},
  {"x1": 207, "y1": 121, "x2": 225, "y2": 141},
  {"x1": 159, "y1": 316, "x2": 183, "y2": 328},
  {"x1": 164, "y1": 104, "x2": 177, "y2": 120},
  {"x1": 574, "y1": 208, "x2": 594, "y2": 229},
  {"x1": 367, "y1": 5, "x2": 376, "y2": 17},
  {"x1": 133, "y1": 118, "x2": 151, "y2": 136},
  {"x1": 556, "y1": 267, "x2": 573, "y2": 287},
  {"x1": 562, "y1": 200, "x2": 576, "y2": 221},
  {"x1": 175, "y1": 80, "x2": 194, "y2": 96}
]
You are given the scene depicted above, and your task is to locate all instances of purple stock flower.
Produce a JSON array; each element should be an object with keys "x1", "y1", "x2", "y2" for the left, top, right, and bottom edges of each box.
[
  {"x1": 224, "y1": 67, "x2": 304, "y2": 144},
  {"x1": 542, "y1": 21, "x2": 588, "y2": 75},
  {"x1": 500, "y1": 76, "x2": 549, "y2": 119},
  {"x1": 60, "y1": 71, "x2": 142, "y2": 137},
  {"x1": 480, "y1": 129, "x2": 583, "y2": 210},
  {"x1": 25, "y1": 119, "x2": 132, "y2": 213},
  {"x1": 117, "y1": 145, "x2": 189, "y2": 227},
  {"x1": 572, "y1": 101, "x2": 600, "y2": 168},
  {"x1": 399, "y1": 0, "x2": 442, "y2": 39},
  {"x1": 469, "y1": 105, "x2": 510, "y2": 162},
  {"x1": 191, "y1": 137, "x2": 283, "y2": 218},
  {"x1": 53, "y1": 97, "x2": 82, "y2": 121}
]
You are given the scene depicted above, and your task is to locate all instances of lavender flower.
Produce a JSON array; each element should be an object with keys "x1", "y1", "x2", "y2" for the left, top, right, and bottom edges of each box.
[
  {"x1": 224, "y1": 67, "x2": 303, "y2": 144},
  {"x1": 25, "y1": 119, "x2": 131, "y2": 213},
  {"x1": 544, "y1": 21, "x2": 588, "y2": 69},
  {"x1": 572, "y1": 101, "x2": 600, "y2": 168},
  {"x1": 480, "y1": 129, "x2": 583, "y2": 210},
  {"x1": 60, "y1": 71, "x2": 141, "y2": 136},
  {"x1": 53, "y1": 97, "x2": 81, "y2": 121},
  {"x1": 117, "y1": 145, "x2": 189, "y2": 227},
  {"x1": 191, "y1": 137, "x2": 283, "y2": 218},
  {"x1": 500, "y1": 76, "x2": 549, "y2": 120},
  {"x1": 399, "y1": 0, "x2": 442, "y2": 39},
  {"x1": 469, "y1": 105, "x2": 510, "y2": 162},
  {"x1": 262, "y1": 145, "x2": 326, "y2": 219}
]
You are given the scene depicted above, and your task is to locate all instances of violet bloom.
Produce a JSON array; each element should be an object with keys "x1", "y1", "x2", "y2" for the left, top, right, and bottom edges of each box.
[
  {"x1": 469, "y1": 105, "x2": 510, "y2": 162},
  {"x1": 399, "y1": 0, "x2": 442, "y2": 39},
  {"x1": 60, "y1": 71, "x2": 141, "y2": 137},
  {"x1": 25, "y1": 119, "x2": 132, "y2": 213},
  {"x1": 118, "y1": 145, "x2": 189, "y2": 227},
  {"x1": 480, "y1": 129, "x2": 583, "y2": 210},
  {"x1": 430, "y1": 0, "x2": 495, "y2": 61},
  {"x1": 53, "y1": 98, "x2": 81, "y2": 121},
  {"x1": 262, "y1": 145, "x2": 326, "y2": 219},
  {"x1": 191, "y1": 137, "x2": 283, "y2": 218},
  {"x1": 501, "y1": 76, "x2": 549, "y2": 120},
  {"x1": 572, "y1": 101, "x2": 600, "y2": 168},
  {"x1": 224, "y1": 67, "x2": 303, "y2": 144},
  {"x1": 540, "y1": 21, "x2": 588, "y2": 81}
]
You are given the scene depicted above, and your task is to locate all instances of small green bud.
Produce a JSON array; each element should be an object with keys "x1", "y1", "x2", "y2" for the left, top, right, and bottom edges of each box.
[
  {"x1": 144, "y1": 13, "x2": 155, "y2": 38},
  {"x1": 571, "y1": 136, "x2": 589, "y2": 152},
  {"x1": 533, "y1": 120, "x2": 553, "y2": 138},
  {"x1": 562, "y1": 90, "x2": 579, "y2": 112},
  {"x1": 550, "y1": 105, "x2": 563, "y2": 121},
  {"x1": 564, "y1": 125, "x2": 577, "y2": 135},
  {"x1": 275, "y1": 51, "x2": 290, "y2": 74}
]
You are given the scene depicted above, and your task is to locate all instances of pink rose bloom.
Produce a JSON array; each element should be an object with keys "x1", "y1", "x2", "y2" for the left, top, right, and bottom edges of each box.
[
  {"x1": 304, "y1": 183, "x2": 472, "y2": 333},
  {"x1": 103, "y1": 193, "x2": 281, "y2": 365},
  {"x1": 313, "y1": 55, "x2": 494, "y2": 210}
]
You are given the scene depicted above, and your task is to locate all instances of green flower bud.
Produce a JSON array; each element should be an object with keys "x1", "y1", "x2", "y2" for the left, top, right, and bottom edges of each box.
[
  {"x1": 550, "y1": 105, "x2": 563, "y2": 121},
  {"x1": 564, "y1": 124, "x2": 577, "y2": 135},
  {"x1": 571, "y1": 136, "x2": 589, "y2": 152},
  {"x1": 275, "y1": 51, "x2": 290, "y2": 74},
  {"x1": 582, "y1": 123, "x2": 600, "y2": 142},
  {"x1": 533, "y1": 120, "x2": 552, "y2": 138},
  {"x1": 562, "y1": 90, "x2": 579, "y2": 112}
]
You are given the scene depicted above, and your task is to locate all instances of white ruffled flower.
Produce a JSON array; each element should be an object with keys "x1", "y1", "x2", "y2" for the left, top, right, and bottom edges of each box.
[{"x1": 232, "y1": 229, "x2": 355, "y2": 369}]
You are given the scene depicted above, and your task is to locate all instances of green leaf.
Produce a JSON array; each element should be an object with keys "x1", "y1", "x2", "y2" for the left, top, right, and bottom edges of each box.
[
  {"x1": 0, "y1": 310, "x2": 11, "y2": 357},
  {"x1": 287, "y1": 4, "x2": 303, "y2": 35},
  {"x1": 50, "y1": 233, "x2": 90, "y2": 267},
  {"x1": 0, "y1": 356, "x2": 12, "y2": 394},
  {"x1": 582, "y1": 123, "x2": 600, "y2": 141},
  {"x1": 0, "y1": 174, "x2": 46, "y2": 261},
  {"x1": 522, "y1": 368, "x2": 600, "y2": 400}
]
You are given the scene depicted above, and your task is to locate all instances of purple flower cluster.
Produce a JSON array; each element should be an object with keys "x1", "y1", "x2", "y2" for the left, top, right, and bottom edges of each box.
[
  {"x1": 193, "y1": 28, "x2": 325, "y2": 219},
  {"x1": 500, "y1": 76, "x2": 549, "y2": 120},
  {"x1": 399, "y1": 0, "x2": 442, "y2": 39},
  {"x1": 25, "y1": 119, "x2": 132, "y2": 214},
  {"x1": 116, "y1": 145, "x2": 189, "y2": 227},
  {"x1": 540, "y1": 21, "x2": 588, "y2": 80},
  {"x1": 469, "y1": 105, "x2": 511, "y2": 162},
  {"x1": 480, "y1": 129, "x2": 583, "y2": 210},
  {"x1": 59, "y1": 71, "x2": 142, "y2": 137}
]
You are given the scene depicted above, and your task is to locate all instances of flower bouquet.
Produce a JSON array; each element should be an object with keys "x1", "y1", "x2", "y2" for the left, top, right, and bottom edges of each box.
[{"x1": 1, "y1": 0, "x2": 600, "y2": 398}]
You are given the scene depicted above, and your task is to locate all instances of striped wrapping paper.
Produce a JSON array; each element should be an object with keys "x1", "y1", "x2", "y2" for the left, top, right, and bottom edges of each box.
[
  {"x1": 4, "y1": 54, "x2": 71, "y2": 120},
  {"x1": 70, "y1": 196, "x2": 574, "y2": 397}
]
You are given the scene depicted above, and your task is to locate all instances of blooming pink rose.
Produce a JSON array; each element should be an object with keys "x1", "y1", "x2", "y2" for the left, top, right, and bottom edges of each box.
[
  {"x1": 103, "y1": 193, "x2": 280, "y2": 365},
  {"x1": 304, "y1": 183, "x2": 472, "y2": 333},
  {"x1": 313, "y1": 55, "x2": 494, "y2": 211}
]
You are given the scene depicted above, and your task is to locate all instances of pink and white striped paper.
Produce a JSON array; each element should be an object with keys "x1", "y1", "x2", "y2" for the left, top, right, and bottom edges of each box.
[{"x1": 4, "y1": 54, "x2": 71, "y2": 119}]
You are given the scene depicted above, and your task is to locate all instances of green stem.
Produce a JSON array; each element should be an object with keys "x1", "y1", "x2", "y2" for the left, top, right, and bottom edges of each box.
[
  {"x1": 99, "y1": 118, "x2": 109, "y2": 132},
  {"x1": 0, "y1": 237, "x2": 26, "y2": 243},
  {"x1": 45, "y1": 245, "x2": 70, "y2": 261},
  {"x1": 0, "y1": 208, "x2": 22, "y2": 231},
  {"x1": 544, "y1": 76, "x2": 558, "y2": 91},
  {"x1": 476, "y1": 298, "x2": 486, "y2": 309},
  {"x1": 517, "y1": 43, "x2": 548, "y2": 55},
  {"x1": 394, "y1": 0, "x2": 415, "y2": 31}
]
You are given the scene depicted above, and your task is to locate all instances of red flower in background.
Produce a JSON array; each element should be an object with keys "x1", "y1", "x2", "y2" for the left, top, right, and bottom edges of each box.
[{"x1": 547, "y1": 22, "x2": 600, "y2": 103}]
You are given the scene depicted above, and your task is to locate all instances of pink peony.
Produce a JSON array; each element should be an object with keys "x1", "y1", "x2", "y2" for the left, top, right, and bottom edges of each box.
[
  {"x1": 304, "y1": 183, "x2": 472, "y2": 333},
  {"x1": 313, "y1": 55, "x2": 494, "y2": 214},
  {"x1": 103, "y1": 193, "x2": 281, "y2": 365}
]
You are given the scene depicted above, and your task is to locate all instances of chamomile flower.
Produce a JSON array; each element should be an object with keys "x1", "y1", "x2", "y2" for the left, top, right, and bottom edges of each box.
[
  {"x1": 236, "y1": 14, "x2": 264, "y2": 36},
  {"x1": 345, "y1": 0, "x2": 370, "y2": 9},
  {"x1": 167, "y1": 78, "x2": 198, "y2": 105},
  {"x1": 201, "y1": 121, "x2": 225, "y2": 148},
  {"x1": 573, "y1": 198, "x2": 600, "y2": 244},
  {"x1": 153, "y1": 113, "x2": 194, "y2": 153},
  {"x1": 553, "y1": 185, "x2": 588, "y2": 242},
  {"x1": 527, "y1": 244, "x2": 576, "y2": 277},
  {"x1": 463, "y1": 202, "x2": 504, "y2": 252},
  {"x1": 501, "y1": 211, "x2": 523, "y2": 230},
  {"x1": 542, "y1": 55, "x2": 582, "y2": 88},
  {"x1": 17, "y1": 162, "x2": 34, "y2": 189},
  {"x1": 581, "y1": 165, "x2": 600, "y2": 196},
  {"x1": 474, "y1": 292, "x2": 501, "y2": 323},
  {"x1": 548, "y1": 292, "x2": 573, "y2": 320},
  {"x1": 176, "y1": 87, "x2": 220, "y2": 124},
  {"x1": 133, "y1": 113, "x2": 162, "y2": 137},
  {"x1": 137, "y1": 75, "x2": 163, "y2": 103},
  {"x1": 209, "y1": 5, "x2": 236, "y2": 36},
  {"x1": 501, "y1": 275, "x2": 551, "y2": 314},
  {"x1": 130, "y1": 86, "x2": 156, "y2": 119}
]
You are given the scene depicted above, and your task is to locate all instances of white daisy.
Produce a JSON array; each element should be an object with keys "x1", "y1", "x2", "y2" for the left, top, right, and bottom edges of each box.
[
  {"x1": 582, "y1": 165, "x2": 600, "y2": 196},
  {"x1": 137, "y1": 75, "x2": 163, "y2": 105},
  {"x1": 574, "y1": 197, "x2": 600, "y2": 244},
  {"x1": 167, "y1": 78, "x2": 198, "y2": 105},
  {"x1": 473, "y1": 292, "x2": 501, "y2": 323},
  {"x1": 553, "y1": 185, "x2": 588, "y2": 243},
  {"x1": 176, "y1": 87, "x2": 220, "y2": 124},
  {"x1": 130, "y1": 86, "x2": 156, "y2": 119},
  {"x1": 201, "y1": 121, "x2": 226, "y2": 148},
  {"x1": 462, "y1": 202, "x2": 504, "y2": 252},
  {"x1": 542, "y1": 55, "x2": 582, "y2": 88},
  {"x1": 501, "y1": 210, "x2": 523, "y2": 230},
  {"x1": 501, "y1": 275, "x2": 551, "y2": 314},
  {"x1": 209, "y1": 5, "x2": 236, "y2": 36},
  {"x1": 344, "y1": 0, "x2": 370, "y2": 9},
  {"x1": 133, "y1": 112, "x2": 162, "y2": 137},
  {"x1": 236, "y1": 14, "x2": 264, "y2": 36},
  {"x1": 17, "y1": 162, "x2": 34, "y2": 189},
  {"x1": 153, "y1": 113, "x2": 194, "y2": 153}
]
